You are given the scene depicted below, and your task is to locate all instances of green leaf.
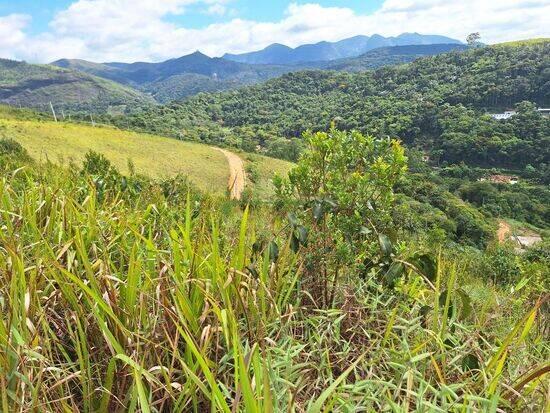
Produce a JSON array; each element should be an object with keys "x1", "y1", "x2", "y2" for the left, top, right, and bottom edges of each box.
[
  {"x1": 378, "y1": 234, "x2": 393, "y2": 256},
  {"x1": 384, "y1": 262, "x2": 404, "y2": 288},
  {"x1": 412, "y1": 253, "x2": 437, "y2": 282},
  {"x1": 296, "y1": 225, "x2": 308, "y2": 246},
  {"x1": 287, "y1": 212, "x2": 298, "y2": 227},
  {"x1": 457, "y1": 288, "x2": 473, "y2": 319},
  {"x1": 268, "y1": 241, "x2": 279, "y2": 263}
]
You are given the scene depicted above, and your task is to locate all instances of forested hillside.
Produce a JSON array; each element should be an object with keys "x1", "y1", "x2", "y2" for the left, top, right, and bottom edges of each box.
[
  {"x1": 110, "y1": 41, "x2": 549, "y2": 172},
  {"x1": 0, "y1": 58, "x2": 154, "y2": 113},
  {"x1": 318, "y1": 43, "x2": 468, "y2": 72}
]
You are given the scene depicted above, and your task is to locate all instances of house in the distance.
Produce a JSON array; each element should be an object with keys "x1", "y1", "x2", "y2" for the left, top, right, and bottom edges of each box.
[
  {"x1": 538, "y1": 108, "x2": 550, "y2": 117},
  {"x1": 480, "y1": 174, "x2": 519, "y2": 184},
  {"x1": 490, "y1": 110, "x2": 516, "y2": 120}
]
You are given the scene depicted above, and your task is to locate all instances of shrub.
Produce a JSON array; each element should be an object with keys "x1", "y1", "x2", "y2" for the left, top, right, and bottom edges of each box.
[{"x1": 275, "y1": 128, "x2": 408, "y2": 303}]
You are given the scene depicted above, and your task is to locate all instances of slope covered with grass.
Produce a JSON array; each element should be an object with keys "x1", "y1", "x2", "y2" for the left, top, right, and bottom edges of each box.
[
  {"x1": 0, "y1": 106, "x2": 291, "y2": 196},
  {"x1": 0, "y1": 135, "x2": 547, "y2": 412}
]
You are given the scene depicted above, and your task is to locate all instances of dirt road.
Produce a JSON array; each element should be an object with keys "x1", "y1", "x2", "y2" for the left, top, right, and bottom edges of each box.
[
  {"x1": 497, "y1": 220, "x2": 511, "y2": 243},
  {"x1": 215, "y1": 148, "x2": 245, "y2": 199}
]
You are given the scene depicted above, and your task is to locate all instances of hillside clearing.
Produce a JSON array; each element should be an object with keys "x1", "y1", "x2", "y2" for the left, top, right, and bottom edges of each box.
[
  {"x1": 0, "y1": 115, "x2": 293, "y2": 197},
  {"x1": 0, "y1": 119, "x2": 229, "y2": 193}
]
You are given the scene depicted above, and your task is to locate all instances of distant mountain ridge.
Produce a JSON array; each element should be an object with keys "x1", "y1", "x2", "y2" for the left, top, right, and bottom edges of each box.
[
  {"x1": 223, "y1": 33, "x2": 462, "y2": 64},
  {"x1": 52, "y1": 52, "x2": 295, "y2": 103}
]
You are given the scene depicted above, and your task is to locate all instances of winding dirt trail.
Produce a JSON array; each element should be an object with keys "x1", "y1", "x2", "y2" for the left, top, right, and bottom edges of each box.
[
  {"x1": 497, "y1": 220, "x2": 511, "y2": 243},
  {"x1": 215, "y1": 148, "x2": 246, "y2": 200}
]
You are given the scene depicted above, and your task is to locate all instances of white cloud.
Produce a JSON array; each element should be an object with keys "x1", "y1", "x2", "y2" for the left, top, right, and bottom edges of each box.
[
  {"x1": 0, "y1": 0, "x2": 548, "y2": 63},
  {"x1": 0, "y1": 14, "x2": 31, "y2": 59},
  {"x1": 206, "y1": 4, "x2": 227, "y2": 16}
]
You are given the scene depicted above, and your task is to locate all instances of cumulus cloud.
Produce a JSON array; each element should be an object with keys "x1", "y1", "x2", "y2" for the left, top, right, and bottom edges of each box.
[
  {"x1": 0, "y1": 0, "x2": 548, "y2": 63},
  {"x1": 0, "y1": 14, "x2": 31, "y2": 59}
]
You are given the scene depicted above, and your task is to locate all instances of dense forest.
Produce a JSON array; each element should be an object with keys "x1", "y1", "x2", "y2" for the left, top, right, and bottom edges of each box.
[{"x1": 105, "y1": 41, "x2": 549, "y2": 172}]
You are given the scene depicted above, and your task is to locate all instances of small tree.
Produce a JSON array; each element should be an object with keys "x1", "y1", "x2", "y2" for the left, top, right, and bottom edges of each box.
[
  {"x1": 275, "y1": 128, "x2": 407, "y2": 305},
  {"x1": 466, "y1": 32, "x2": 481, "y2": 46}
]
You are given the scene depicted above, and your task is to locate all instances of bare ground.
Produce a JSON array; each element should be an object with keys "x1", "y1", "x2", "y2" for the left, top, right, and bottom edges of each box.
[
  {"x1": 215, "y1": 148, "x2": 246, "y2": 199},
  {"x1": 497, "y1": 220, "x2": 511, "y2": 243}
]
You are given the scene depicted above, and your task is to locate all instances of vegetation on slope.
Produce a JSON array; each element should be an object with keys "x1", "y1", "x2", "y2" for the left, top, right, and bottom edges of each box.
[
  {"x1": 0, "y1": 105, "x2": 291, "y2": 196},
  {"x1": 316, "y1": 43, "x2": 468, "y2": 72},
  {"x1": 0, "y1": 59, "x2": 153, "y2": 114},
  {"x1": 0, "y1": 130, "x2": 547, "y2": 411},
  {"x1": 107, "y1": 41, "x2": 549, "y2": 171}
]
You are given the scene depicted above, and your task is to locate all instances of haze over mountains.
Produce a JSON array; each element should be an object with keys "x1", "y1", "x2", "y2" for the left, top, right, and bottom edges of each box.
[
  {"x1": 223, "y1": 33, "x2": 461, "y2": 64},
  {"x1": 1, "y1": 33, "x2": 464, "y2": 111}
]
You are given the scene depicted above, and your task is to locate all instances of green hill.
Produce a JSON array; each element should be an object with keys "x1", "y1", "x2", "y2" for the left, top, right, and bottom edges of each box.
[
  {"x1": 0, "y1": 105, "x2": 291, "y2": 195},
  {"x1": 318, "y1": 43, "x2": 468, "y2": 72},
  {"x1": 112, "y1": 41, "x2": 549, "y2": 170},
  {"x1": 0, "y1": 58, "x2": 154, "y2": 114}
]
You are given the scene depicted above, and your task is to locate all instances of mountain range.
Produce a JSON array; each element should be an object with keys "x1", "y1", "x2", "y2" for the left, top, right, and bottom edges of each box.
[
  {"x1": 1, "y1": 33, "x2": 464, "y2": 111},
  {"x1": 223, "y1": 33, "x2": 461, "y2": 64},
  {"x1": 52, "y1": 52, "x2": 293, "y2": 103}
]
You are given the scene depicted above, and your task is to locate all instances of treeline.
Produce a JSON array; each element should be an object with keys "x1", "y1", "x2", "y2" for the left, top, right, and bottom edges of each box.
[{"x1": 99, "y1": 41, "x2": 549, "y2": 169}]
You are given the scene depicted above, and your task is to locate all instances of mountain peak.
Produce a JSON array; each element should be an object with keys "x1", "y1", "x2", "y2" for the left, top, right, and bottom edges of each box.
[
  {"x1": 223, "y1": 33, "x2": 462, "y2": 65},
  {"x1": 188, "y1": 50, "x2": 210, "y2": 58}
]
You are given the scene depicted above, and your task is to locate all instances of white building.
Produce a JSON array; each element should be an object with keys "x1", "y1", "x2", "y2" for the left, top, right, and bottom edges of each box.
[{"x1": 490, "y1": 111, "x2": 516, "y2": 120}]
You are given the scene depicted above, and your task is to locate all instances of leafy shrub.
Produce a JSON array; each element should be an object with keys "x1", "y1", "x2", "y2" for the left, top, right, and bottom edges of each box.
[
  {"x1": 0, "y1": 138, "x2": 31, "y2": 161},
  {"x1": 275, "y1": 128, "x2": 408, "y2": 303},
  {"x1": 481, "y1": 245, "x2": 521, "y2": 285}
]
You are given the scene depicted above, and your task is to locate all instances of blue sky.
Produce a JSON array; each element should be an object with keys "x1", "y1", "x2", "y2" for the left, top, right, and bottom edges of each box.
[
  {"x1": 0, "y1": 0, "x2": 548, "y2": 63},
  {"x1": 0, "y1": 1, "x2": 384, "y2": 32}
]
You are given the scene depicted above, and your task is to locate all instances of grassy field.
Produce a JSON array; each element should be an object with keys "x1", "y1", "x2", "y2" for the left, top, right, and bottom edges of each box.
[
  {"x1": 242, "y1": 152, "x2": 294, "y2": 199},
  {"x1": 0, "y1": 115, "x2": 292, "y2": 196},
  {"x1": 0, "y1": 143, "x2": 547, "y2": 412}
]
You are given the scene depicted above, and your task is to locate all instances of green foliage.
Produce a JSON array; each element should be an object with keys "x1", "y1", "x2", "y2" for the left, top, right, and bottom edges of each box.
[
  {"x1": 0, "y1": 144, "x2": 548, "y2": 412},
  {"x1": 275, "y1": 128, "x2": 408, "y2": 302},
  {"x1": 481, "y1": 245, "x2": 522, "y2": 285},
  {"x1": 106, "y1": 41, "x2": 550, "y2": 172},
  {"x1": 0, "y1": 138, "x2": 31, "y2": 160}
]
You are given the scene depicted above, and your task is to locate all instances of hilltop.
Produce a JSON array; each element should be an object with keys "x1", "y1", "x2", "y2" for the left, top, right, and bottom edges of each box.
[
  {"x1": 223, "y1": 32, "x2": 461, "y2": 64},
  {"x1": 0, "y1": 58, "x2": 154, "y2": 114},
  {"x1": 52, "y1": 52, "x2": 295, "y2": 103}
]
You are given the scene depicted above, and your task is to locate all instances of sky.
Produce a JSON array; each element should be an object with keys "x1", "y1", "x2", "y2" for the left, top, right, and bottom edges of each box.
[{"x1": 0, "y1": 0, "x2": 548, "y2": 63}]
